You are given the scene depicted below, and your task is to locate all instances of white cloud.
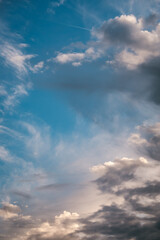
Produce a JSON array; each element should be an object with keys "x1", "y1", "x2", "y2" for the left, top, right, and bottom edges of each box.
[
  {"x1": 55, "y1": 52, "x2": 85, "y2": 64},
  {"x1": 0, "y1": 42, "x2": 35, "y2": 76},
  {"x1": 54, "y1": 47, "x2": 103, "y2": 66},
  {"x1": 3, "y1": 84, "x2": 30, "y2": 110},
  {"x1": 30, "y1": 61, "x2": 44, "y2": 73},
  {"x1": 91, "y1": 157, "x2": 148, "y2": 173}
]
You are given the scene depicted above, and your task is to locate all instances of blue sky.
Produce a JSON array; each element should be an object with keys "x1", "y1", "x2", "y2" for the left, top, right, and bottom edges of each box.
[{"x1": 1, "y1": 0, "x2": 160, "y2": 239}]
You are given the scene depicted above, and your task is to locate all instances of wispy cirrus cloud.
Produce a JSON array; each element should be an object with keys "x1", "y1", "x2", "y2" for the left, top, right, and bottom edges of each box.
[
  {"x1": 0, "y1": 42, "x2": 35, "y2": 77},
  {"x1": 3, "y1": 84, "x2": 30, "y2": 110}
]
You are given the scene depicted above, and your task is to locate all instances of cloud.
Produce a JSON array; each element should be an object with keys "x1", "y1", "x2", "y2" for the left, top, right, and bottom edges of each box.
[
  {"x1": 129, "y1": 122, "x2": 160, "y2": 161},
  {"x1": 0, "y1": 207, "x2": 79, "y2": 240},
  {"x1": 0, "y1": 23, "x2": 38, "y2": 112},
  {"x1": 0, "y1": 202, "x2": 20, "y2": 219},
  {"x1": 3, "y1": 84, "x2": 30, "y2": 110},
  {"x1": 26, "y1": 211, "x2": 79, "y2": 239},
  {"x1": 30, "y1": 61, "x2": 44, "y2": 73},
  {"x1": 54, "y1": 47, "x2": 103, "y2": 66},
  {"x1": 94, "y1": 14, "x2": 160, "y2": 69},
  {"x1": 78, "y1": 153, "x2": 160, "y2": 239},
  {"x1": 0, "y1": 42, "x2": 35, "y2": 77},
  {"x1": 92, "y1": 157, "x2": 150, "y2": 193},
  {"x1": 55, "y1": 52, "x2": 85, "y2": 64}
]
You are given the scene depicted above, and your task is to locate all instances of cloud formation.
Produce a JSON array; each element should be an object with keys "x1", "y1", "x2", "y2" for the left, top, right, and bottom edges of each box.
[
  {"x1": 129, "y1": 122, "x2": 160, "y2": 161},
  {"x1": 0, "y1": 206, "x2": 79, "y2": 240},
  {"x1": 54, "y1": 47, "x2": 103, "y2": 66},
  {"x1": 93, "y1": 14, "x2": 160, "y2": 69},
  {"x1": 0, "y1": 202, "x2": 21, "y2": 219},
  {"x1": 0, "y1": 42, "x2": 35, "y2": 77}
]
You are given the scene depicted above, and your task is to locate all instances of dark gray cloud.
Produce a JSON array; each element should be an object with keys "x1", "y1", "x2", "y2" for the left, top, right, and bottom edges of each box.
[
  {"x1": 80, "y1": 204, "x2": 160, "y2": 240},
  {"x1": 140, "y1": 56, "x2": 160, "y2": 105}
]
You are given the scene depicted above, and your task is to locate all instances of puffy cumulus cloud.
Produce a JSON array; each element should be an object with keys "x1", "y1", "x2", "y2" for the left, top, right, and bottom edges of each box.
[
  {"x1": 0, "y1": 208, "x2": 79, "y2": 240},
  {"x1": 94, "y1": 14, "x2": 160, "y2": 69},
  {"x1": 54, "y1": 47, "x2": 103, "y2": 66},
  {"x1": 0, "y1": 202, "x2": 20, "y2": 219},
  {"x1": 129, "y1": 122, "x2": 160, "y2": 161},
  {"x1": 26, "y1": 211, "x2": 79, "y2": 239}
]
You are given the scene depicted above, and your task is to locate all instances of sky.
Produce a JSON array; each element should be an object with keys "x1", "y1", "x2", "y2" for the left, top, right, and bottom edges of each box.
[{"x1": 0, "y1": 0, "x2": 160, "y2": 239}]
